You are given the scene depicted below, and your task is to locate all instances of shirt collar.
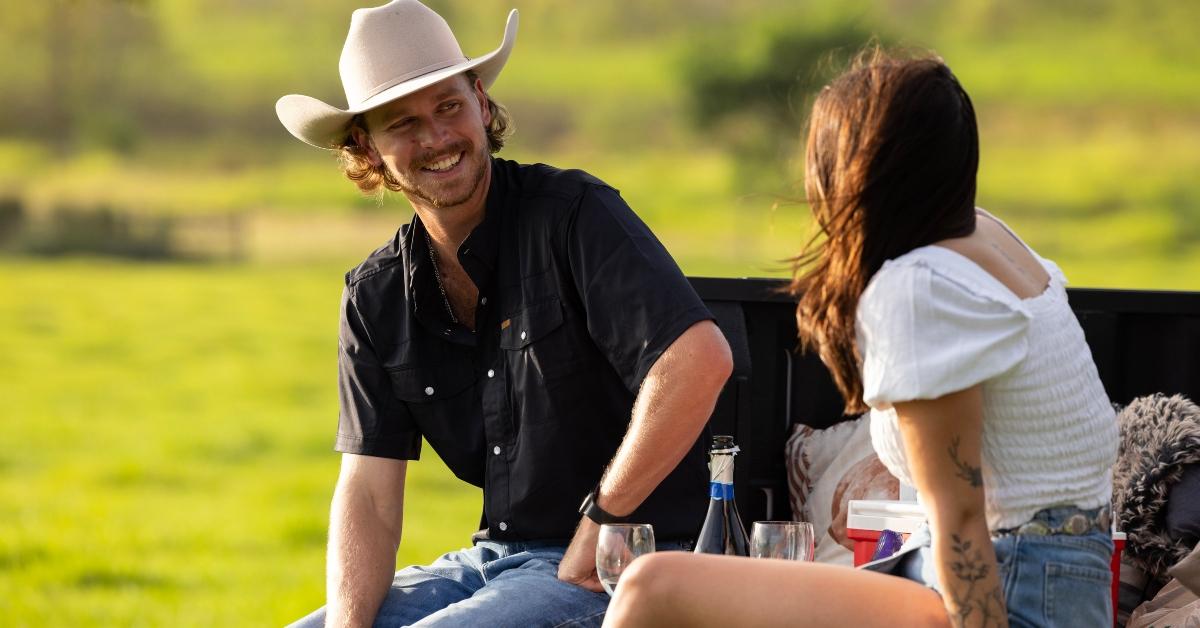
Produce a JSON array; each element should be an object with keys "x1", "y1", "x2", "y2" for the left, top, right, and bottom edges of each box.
[
  {"x1": 404, "y1": 216, "x2": 445, "y2": 326},
  {"x1": 401, "y1": 158, "x2": 506, "y2": 340},
  {"x1": 457, "y1": 157, "x2": 505, "y2": 286}
]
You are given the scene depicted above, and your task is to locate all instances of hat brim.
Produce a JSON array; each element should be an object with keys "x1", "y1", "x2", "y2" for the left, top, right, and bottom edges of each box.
[{"x1": 276, "y1": 9, "x2": 518, "y2": 149}]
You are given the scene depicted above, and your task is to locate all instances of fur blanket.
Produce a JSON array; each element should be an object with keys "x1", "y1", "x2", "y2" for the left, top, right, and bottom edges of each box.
[{"x1": 1113, "y1": 393, "x2": 1200, "y2": 583}]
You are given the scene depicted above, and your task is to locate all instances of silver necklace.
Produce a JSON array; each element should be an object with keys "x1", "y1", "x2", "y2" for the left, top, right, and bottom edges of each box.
[{"x1": 423, "y1": 229, "x2": 458, "y2": 325}]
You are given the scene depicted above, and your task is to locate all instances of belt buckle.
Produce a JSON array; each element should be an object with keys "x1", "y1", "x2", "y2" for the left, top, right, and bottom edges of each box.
[
  {"x1": 1016, "y1": 520, "x2": 1051, "y2": 536},
  {"x1": 1062, "y1": 513, "x2": 1091, "y2": 535}
]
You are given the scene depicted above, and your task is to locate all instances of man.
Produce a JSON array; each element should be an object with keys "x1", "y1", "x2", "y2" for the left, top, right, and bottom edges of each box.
[{"x1": 276, "y1": 2, "x2": 732, "y2": 626}]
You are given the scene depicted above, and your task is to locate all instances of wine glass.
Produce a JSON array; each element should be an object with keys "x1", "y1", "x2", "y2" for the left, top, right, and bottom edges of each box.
[
  {"x1": 595, "y1": 523, "x2": 656, "y2": 595},
  {"x1": 750, "y1": 521, "x2": 815, "y2": 561}
]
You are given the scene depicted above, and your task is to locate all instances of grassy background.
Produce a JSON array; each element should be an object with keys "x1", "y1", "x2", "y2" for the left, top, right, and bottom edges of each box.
[
  {"x1": 0, "y1": 261, "x2": 484, "y2": 625},
  {"x1": 2, "y1": 0, "x2": 1199, "y2": 625}
]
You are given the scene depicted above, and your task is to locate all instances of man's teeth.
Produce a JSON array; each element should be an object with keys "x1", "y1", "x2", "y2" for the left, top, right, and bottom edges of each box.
[{"x1": 425, "y1": 153, "x2": 462, "y2": 172}]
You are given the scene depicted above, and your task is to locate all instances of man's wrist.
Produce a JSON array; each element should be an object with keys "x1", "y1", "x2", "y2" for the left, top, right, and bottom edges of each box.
[{"x1": 578, "y1": 488, "x2": 630, "y2": 525}]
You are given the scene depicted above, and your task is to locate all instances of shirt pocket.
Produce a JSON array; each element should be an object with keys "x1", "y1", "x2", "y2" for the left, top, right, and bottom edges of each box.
[
  {"x1": 499, "y1": 297, "x2": 588, "y2": 384},
  {"x1": 385, "y1": 361, "x2": 483, "y2": 483},
  {"x1": 499, "y1": 297, "x2": 564, "y2": 350},
  {"x1": 386, "y1": 360, "x2": 476, "y2": 404}
]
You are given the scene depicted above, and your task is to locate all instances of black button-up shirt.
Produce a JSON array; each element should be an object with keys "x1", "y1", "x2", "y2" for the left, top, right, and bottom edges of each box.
[{"x1": 335, "y1": 158, "x2": 712, "y2": 542}]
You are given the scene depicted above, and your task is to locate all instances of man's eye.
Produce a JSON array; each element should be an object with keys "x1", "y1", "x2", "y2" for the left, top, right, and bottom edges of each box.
[
  {"x1": 390, "y1": 118, "x2": 415, "y2": 131},
  {"x1": 441, "y1": 101, "x2": 461, "y2": 113}
]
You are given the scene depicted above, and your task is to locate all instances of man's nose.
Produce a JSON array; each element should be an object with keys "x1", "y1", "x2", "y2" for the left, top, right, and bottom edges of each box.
[{"x1": 415, "y1": 119, "x2": 450, "y2": 149}]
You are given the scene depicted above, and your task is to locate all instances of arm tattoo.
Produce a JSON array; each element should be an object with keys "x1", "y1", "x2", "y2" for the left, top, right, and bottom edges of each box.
[
  {"x1": 948, "y1": 437, "x2": 983, "y2": 488},
  {"x1": 948, "y1": 534, "x2": 1006, "y2": 627}
]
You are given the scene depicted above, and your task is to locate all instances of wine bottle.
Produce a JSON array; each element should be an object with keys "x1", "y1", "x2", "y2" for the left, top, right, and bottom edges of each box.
[{"x1": 693, "y1": 435, "x2": 750, "y2": 556}]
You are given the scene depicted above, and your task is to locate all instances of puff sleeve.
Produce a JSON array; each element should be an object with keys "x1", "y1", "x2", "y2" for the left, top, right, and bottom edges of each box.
[{"x1": 857, "y1": 260, "x2": 1032, "y2": 408}]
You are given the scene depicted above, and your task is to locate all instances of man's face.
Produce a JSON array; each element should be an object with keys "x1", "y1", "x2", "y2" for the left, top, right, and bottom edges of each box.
[{"x1": 359, "y1": 74, "x2": 492, "y2": 210}]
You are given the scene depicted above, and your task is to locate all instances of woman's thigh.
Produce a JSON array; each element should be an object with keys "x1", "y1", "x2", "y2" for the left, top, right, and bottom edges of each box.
[{"x1": 605, "y1": 551, "x2": 951, "y2": 628}]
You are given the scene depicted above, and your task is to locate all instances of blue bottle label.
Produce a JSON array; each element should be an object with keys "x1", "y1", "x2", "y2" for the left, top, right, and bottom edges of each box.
[{"x1": 709, "y1": 481, "x2": 735, "y2": 500}]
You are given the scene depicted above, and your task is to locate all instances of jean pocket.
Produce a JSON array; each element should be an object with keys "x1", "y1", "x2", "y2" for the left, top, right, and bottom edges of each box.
[{"x1": 1044, "y1": 561, "x2": 1111, "y2": 627}]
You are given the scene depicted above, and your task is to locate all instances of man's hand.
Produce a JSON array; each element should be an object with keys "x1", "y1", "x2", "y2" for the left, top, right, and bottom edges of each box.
[{"x1": 557, "y1": 517, "x2": 603, "y2": 592}]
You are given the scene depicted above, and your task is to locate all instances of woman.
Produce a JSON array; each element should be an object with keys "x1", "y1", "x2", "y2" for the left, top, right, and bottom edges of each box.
[{"x1": 603, "y1": 49, "x2": 1118, "y2": 627}]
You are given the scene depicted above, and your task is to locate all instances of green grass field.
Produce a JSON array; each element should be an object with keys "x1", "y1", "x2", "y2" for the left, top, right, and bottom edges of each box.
[{"x1": 0, "y1": 260, "x2": 484, "y2": 625}]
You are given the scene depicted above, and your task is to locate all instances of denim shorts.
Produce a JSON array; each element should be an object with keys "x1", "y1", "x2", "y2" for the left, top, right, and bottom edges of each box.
[{"x1": 861, "y1": 506, "x2": 1114, "y2": 627}]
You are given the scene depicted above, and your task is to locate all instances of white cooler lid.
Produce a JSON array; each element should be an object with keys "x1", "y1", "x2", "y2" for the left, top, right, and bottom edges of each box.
[{"x1": 847, "y1": 499, "x2": 926, "y2": 534}]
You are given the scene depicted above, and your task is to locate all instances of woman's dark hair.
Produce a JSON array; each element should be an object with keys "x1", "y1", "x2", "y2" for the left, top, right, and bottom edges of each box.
[{"x1": 790, "y1": 48, "x2": 980, "y2": 413}]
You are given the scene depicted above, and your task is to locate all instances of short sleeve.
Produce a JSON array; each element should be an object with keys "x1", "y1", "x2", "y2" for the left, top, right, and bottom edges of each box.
[
  {"x1": 564, "y1": 185, "x2": 714, "y2": 392},
  {"x1": 336, "y1": 283, "x2": 422, "y2": 459},
  {"x1": 857, "y1": 261, "x2": 1031, "y2": 408}
]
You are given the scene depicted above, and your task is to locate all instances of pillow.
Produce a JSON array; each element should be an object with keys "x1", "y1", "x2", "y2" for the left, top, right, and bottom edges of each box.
[{"x1": 785, "y1": 414, "x2": 900, "y2": 565}]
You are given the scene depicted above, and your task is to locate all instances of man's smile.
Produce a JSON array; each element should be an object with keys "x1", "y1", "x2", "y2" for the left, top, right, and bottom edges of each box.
[{"x1": 421, "y1": 151, "x2": 464, "y2": 173}]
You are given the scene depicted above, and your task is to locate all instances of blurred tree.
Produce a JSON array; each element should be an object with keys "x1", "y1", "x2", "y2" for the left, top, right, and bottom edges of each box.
[
  {"x1": 680, "y1": 14, "x2": 886, "y2": 193},
  {"x1": 0, "y1": 0, "x2": 195, "y2": 155}
]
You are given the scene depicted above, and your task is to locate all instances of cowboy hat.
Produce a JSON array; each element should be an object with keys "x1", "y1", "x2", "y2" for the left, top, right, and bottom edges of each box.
[{"x1": 276, "y1": 0, "x2": 518, "y2": 149}]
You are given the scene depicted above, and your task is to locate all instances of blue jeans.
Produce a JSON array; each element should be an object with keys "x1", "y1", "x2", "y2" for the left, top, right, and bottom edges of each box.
[
  {"x1": 863, "y1": 506, "x2": 1114, "y2": 627},
  {"x1": 290, "y1": 540, "x2": 685, "y2": 627}
]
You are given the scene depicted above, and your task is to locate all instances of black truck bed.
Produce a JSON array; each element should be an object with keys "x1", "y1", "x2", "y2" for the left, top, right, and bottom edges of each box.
[{"x1": 692, "y1": 277, "x2": 1200, "y2": 523}]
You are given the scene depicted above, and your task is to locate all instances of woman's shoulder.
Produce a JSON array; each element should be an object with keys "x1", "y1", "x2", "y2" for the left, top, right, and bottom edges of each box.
[
  {"x1": 858, "y1": 246, "x2": 1036, "y2": 406},
  {"x1": 865, "y1": 245, "x2": 1033, "y2": 317}
]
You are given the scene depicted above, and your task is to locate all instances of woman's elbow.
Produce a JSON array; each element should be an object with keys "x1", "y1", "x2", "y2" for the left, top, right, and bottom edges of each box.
[{"x1": 927, "y1": 496, "x2": 988, "y2": 531}]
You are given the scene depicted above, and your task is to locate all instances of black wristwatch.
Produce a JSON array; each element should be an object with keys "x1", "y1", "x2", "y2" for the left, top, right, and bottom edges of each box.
[{"x1": 578, "y1": 489, "x2": 629, "y2": 525}]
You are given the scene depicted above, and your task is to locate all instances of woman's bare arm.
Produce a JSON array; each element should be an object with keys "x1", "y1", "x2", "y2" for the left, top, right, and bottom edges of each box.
[{"x1": 894, "y1": 386, "x2": 1008, "y2": 628}]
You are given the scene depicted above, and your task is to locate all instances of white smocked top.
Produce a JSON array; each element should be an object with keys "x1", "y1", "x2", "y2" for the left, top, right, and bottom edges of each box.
[{"x1": 855, "y1": 216, "x2": 1118, "y2": 531}]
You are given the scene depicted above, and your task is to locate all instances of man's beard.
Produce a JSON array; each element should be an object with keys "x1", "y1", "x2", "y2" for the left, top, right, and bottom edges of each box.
[{"x1": 391, "y1": 140, "x2": 488, "y2": 209}]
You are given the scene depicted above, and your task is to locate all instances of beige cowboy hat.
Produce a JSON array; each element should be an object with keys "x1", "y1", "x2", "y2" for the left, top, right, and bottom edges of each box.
[{"x1": 276, "y1": 0, "x2": 518, "y2": 149}]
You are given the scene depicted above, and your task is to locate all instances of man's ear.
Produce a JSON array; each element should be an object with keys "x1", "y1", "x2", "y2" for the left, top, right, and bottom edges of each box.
[
  {"x1": 349, "y1": 125, "x2": 383, "y2": 167},
  {"x1": 472, "y1": 77, "x2": 491, "y2": 126}
]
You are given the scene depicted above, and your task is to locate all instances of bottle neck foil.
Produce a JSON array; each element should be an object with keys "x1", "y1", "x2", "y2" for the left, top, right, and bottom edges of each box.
[{"x1": 709, "y1": 453, "x2": 735, "y2": 485}]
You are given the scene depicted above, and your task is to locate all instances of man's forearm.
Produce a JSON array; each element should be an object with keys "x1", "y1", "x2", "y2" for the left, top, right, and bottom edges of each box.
[
  {"x1": 325, "y1": 485, "x2": 402, "y2": 628},
  {"x1": 599, "y1": 321, "x2": 732, "y2": 514},
  {"x1": 556, "y1": 321, "x2": 731, "y2": 590}
]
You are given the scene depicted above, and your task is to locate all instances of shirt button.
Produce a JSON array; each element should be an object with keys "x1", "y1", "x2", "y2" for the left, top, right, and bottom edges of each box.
[
  {"x1": 487, "y1": 369, "x2": 495, "y2": 378},
  {"x1": 424, "y1": 386, "x2": 434, "y2": 396},
  {"x1": 493, "y1": 445, "x2": 501, "y2": 455},
  {"x1": 520, "y1": 331, "x2": 527, "y2": 340},
  {"x1": 481, "y1": 296, "x2": 488, "y2": 305},
  {"x1": 498, "y1": 521, "x2": 508, "y2": 531}
]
